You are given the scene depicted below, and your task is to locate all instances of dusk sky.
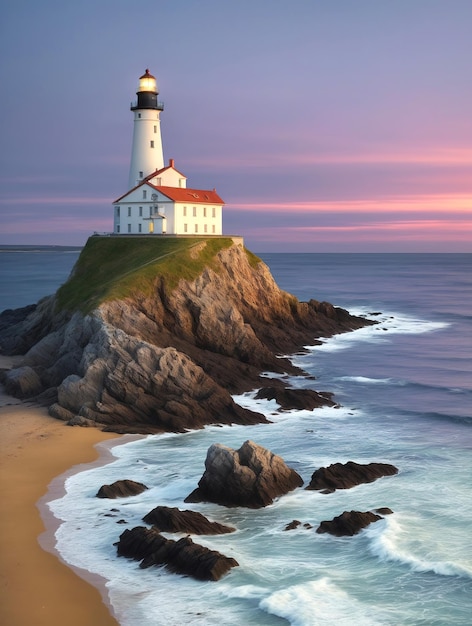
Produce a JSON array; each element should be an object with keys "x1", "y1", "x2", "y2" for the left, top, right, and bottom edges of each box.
[{"x1": 1, "y1": 0, "x2": 471, "y2": 252}]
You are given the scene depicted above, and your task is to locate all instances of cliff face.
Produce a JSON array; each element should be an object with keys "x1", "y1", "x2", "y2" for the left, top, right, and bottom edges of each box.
[{"x1": 0, "y1": 240, "x2": 372, "y2": 433}]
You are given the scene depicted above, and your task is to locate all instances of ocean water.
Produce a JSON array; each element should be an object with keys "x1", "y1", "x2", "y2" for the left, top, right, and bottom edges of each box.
[{"x1": 2, "y1": 251, "x2": 471, "y2": 625}]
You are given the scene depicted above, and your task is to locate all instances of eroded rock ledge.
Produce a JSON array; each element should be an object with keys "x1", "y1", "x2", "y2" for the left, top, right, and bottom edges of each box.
[
  {"x1": 116, "y1": 526, "x2": 238, "y2": 581},
  {"x1": 0, "y1": 241, "x2": 373, "y2": 433},
  {"x1": 306, "y1": 461, "x2": 399, "y2": 493}
]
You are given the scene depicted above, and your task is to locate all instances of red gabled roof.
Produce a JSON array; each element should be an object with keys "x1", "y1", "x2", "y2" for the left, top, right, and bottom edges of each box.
[{"x1": 151, "y1": 185, "x2": 224, "y2": 204}]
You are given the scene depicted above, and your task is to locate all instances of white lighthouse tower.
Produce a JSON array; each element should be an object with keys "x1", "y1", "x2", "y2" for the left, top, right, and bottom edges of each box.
[{"x1": 128, "y1": 69, "x2": 164, "y2": 188}]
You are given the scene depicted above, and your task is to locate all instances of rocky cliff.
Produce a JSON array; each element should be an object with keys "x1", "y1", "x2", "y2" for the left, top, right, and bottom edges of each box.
[{"x1": 0, "y1": 237, "x2": 372, "y2": 433}]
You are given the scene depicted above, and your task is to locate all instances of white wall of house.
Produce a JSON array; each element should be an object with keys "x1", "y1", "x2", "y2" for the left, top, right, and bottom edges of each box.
[
  {"x1": 114, "y1": 185, "x2": 222, "y2": 235},
  {"x1": 148, "y1": 166, "x2": 187, "y2": 188},
  {"x1": 173, "y1": 203, "x2": 222, "y2": 235}
]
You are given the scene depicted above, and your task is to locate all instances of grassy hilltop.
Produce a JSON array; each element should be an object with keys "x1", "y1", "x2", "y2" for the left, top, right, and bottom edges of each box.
[{"x1": 56, "y1": 236, "x2": 258, "y2": 314}]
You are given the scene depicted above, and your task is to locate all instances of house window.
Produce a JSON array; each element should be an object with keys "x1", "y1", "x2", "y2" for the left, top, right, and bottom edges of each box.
[
  {"x1": 116, "y1": 207, "x2": 120, "y2": 217},
  {"x1": 212, "y1": 225, "x2": 215, "y2": 233},
  {"x1": 139, "y1": 171, "x2": 143, "y2": 178},
  {"x1": 116, "y1": 225, "x2": 120, "y2": 233},
  {"x1": 212, "y1": 207, "x2": 216, "y2": 218},
  {"x1": 184, "y1": 223, "x2": 188, "y2": 233},
  {"x1": 154, "y1": 125, "x2": 157, "y2": 133},
  {"x1": 193, "y1": 206, "x2": 197, "y2": 217},
  {"x1": 149, "y1": 207, "x2": 153, "y2": 216},
  {"x1": 204, "y1": 224, "x2": 208, "y2": 233},
  {"x1": 139, "y1": 206, "x2": 143, "y2": 216},
  {"x1": 150, "y1": 140, "x2": 154, "y2": 148},
  {"x1": 138, "y1": 224, "x2": 142, "y2": 233},
  {"x1": 127, "y1": 224, "x2": 131, "y2": 233},
  {"x1": 183, "y1": 206, "x2": 187, "y2": 216},
  {"x1": 203, "y1": 207, "x2": 207, "y2": 217},
  {"x1": 138, "y1": 113, "x2": 141, "y2": 118},
  {"x1": 143, "y1": 190, "x2": 147, "y2": 199},
  {"x1": 128, "y1": 207, "x2": 131, "y2": 217},
  {"x1": 195, "y1": 224, "x2": 198, "y2": 233}
]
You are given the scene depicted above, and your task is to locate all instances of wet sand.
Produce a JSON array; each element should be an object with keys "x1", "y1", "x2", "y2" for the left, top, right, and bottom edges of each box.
[{"x1": 0, "y1": 362, "x2": 120, "y2": 626}]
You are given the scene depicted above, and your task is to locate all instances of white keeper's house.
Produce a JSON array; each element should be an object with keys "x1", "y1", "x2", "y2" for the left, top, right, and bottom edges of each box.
[{"x1": 113, "y1": 69, "x2": 224, "y2": 236}]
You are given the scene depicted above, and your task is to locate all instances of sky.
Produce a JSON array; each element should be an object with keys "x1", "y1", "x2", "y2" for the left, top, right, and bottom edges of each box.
[{"x1": 1, "y1": 0, "x2": 471, "y2": 252}]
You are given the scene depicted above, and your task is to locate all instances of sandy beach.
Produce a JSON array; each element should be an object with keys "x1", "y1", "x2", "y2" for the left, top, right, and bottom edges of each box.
[{"x1": 0, "y1": 356, "x2": 119, "y2": 626}]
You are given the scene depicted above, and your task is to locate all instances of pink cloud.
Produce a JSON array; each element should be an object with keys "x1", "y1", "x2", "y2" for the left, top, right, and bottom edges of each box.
[{"x1": 228, "y1": 193, "x2": 472, "y2": 214}]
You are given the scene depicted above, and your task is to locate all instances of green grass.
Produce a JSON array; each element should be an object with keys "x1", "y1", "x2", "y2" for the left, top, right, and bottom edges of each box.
[{"x1": 55, "y1": 236, "x2": 240, "y2": 313}]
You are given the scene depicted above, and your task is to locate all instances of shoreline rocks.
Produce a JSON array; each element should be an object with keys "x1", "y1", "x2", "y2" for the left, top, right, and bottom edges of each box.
[
  {"x1": 316, "y1": 509, "x2": 393, "y2": 536},
  {"x1": 96, "y1": 479, "x2": 149, "y2": 499},
  {"x1": 143, "y1": 506, "x2": 235, "y2": 535},
  {"x1": 185, "y1": 440, "x2": 304, "y2": 508},
  {"x1": 116, "y1": 526, "x2": 238, "y2": 581},
  {"x1": 306, "y1": 461, "x2": 398, "y2": 493}
]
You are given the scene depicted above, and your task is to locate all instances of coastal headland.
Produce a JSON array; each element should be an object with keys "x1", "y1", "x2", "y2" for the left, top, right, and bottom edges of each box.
[
  {"x1": 0, "y1": 236, "x2": 374, "y2": 624},
  {"x1": 0, "y1": 236, "x2": 373, "y2": 434}
]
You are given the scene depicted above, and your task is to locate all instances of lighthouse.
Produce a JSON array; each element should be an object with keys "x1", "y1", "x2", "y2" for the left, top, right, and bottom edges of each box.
[
  {"x1": 113, "y1": 69, "x2": 225, "y2": 236},
  {"x1": 128, "y1": 69, "x2": 164, "y2": 188}
]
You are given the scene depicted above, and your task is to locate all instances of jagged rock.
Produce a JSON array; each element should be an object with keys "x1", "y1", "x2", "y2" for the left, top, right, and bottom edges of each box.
[
  {"x1": 48, "y1": 402, "x2": 75, "y2": 421},
  {"x1": 143, "y1": 506, "x2": 235, "y2": 535},
  {"x1": 116, "y1": 526, "x2": 238, "y2": 581},
  {"x1": 284, "y1": 520, "x2": 301, "y2": 531},
  {"x1": 2, "y1": 366, "x2": 43, "y2": 398},
  {"x1": 96, "y1": 479, "x2": 149, "y2": 499},
  {"x1": 0, "y1": 241, "x2": 374, "y2": 433},
  {"x1": 67, "y1": 415, "x2": 97, "y2": 427},
  {"x1": 185, "y1": 440, "x2": 303, "y2": 508},
  {"x1": 284, "y1": 520, "x2": 313, "y2": 531},
  {"x1": 375, "y1": 507, "x2": 394, "y2": 516},
  {"x1": 306, "y1": 461, "x2": 398, "y2": 492},
  {"x1": 316, "y1": 510, "x2": 385, "y2": 536},
  {"x1": 255, "y1": 386, "x2": 335, "y2": 410}
]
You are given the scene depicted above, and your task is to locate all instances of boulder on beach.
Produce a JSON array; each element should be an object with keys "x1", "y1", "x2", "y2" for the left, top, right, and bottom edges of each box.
[
  {"x1": 116, "y1": 526, "x2": 238, "y2": 581},
  {"x1": 185, "y1": 439, "x2": 303, "y2": 508},
  {"x1": 306, "y1": 461, "x2": 398, "y2": 493},
  {"x1": 96, "y1": 479, "x2": 149, "y2": 499},
  {"x1": 143, "y1": 506, "x2": 235, "y2": 535},
  {"x1": 316, "y1": 510, "x2": 388, "y2": 536}
]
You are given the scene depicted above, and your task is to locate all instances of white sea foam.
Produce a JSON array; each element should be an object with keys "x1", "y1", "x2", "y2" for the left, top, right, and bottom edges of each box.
[
  {"x1": 259, "y1": 578, "x2": 397, "y2": 626},
  {"x1": 337, "y1": 375, "x2": 394, "y2": 384},
  {"x1": 301, "y1": 309, "x2": 450, "y2": 354},
  {"x1": 367, "y1": 516, "x2": 472, "y2": 579}
]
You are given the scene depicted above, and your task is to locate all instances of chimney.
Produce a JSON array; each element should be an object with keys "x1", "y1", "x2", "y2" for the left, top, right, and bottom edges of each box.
[{"x1": 169, "y1": 158, "x2": 174, "y2": 168}]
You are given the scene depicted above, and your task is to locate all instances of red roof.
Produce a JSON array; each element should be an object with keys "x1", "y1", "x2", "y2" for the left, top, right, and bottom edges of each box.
[
  {"x1": 113, "y1": 183, "x2": 224, "y2": 205},
  {"x1": 151, "y1": 185, "x2": 224, "y2": 204}
]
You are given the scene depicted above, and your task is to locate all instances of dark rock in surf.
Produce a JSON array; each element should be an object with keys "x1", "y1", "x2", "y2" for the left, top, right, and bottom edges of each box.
[
  {"x1": 143, "y1": 506, "x2": 235, "y2": 535},
  {"x1": 316, "y1": 510, "x2": 384, "y2": 536},
  {"x1": 306, "y1": 461, "x2": 398, "y2": 492},
  {"x1": 96, "y1": 479, "x2": 149, "y2": 499},
  {"x1": 255, "y1": 386, "x2": 335, "y2": 410},
  {"x1": 185, "y1": 440, "x2": 303, "y2": 508},
  {"x1": 116, "y1": 526, "x2": 238, "y2": 581}
]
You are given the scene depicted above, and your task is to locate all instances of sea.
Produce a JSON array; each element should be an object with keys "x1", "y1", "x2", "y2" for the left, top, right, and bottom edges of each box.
[{"x1": 1, "y1": 247, "x2": 471, "y2": 626}]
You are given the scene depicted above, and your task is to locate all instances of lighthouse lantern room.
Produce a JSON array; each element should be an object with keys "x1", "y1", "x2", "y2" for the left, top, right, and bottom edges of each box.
[{"x1": 113, "y1": 69, "x2": 224, "y2": 237}]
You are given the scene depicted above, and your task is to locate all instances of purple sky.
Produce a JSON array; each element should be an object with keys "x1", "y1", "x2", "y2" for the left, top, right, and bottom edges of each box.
[{"x1": 1, "y1": 0, "x2": 471, "y2": 251}]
